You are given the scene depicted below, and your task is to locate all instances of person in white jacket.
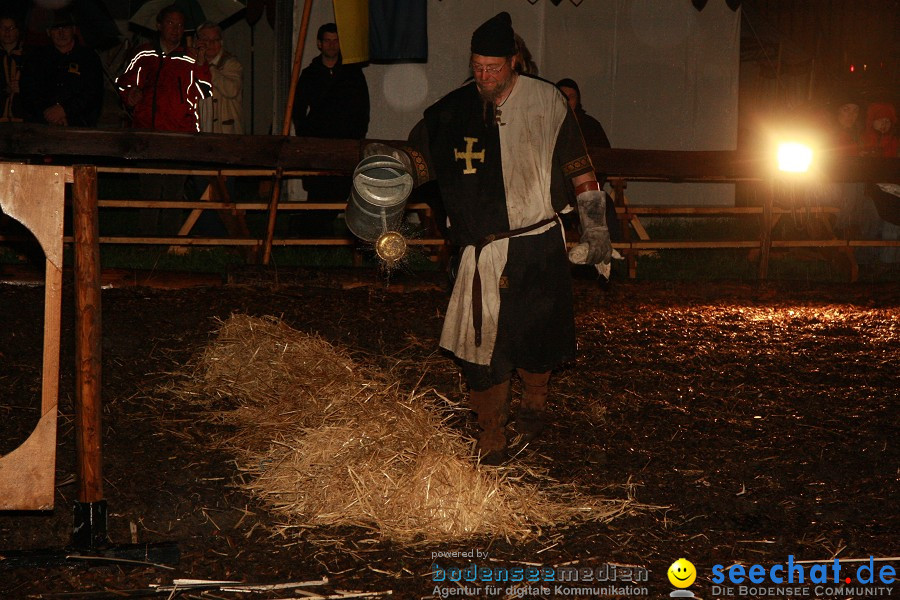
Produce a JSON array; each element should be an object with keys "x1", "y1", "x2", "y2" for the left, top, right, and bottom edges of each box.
[{"x1": 194, "y1": 21, "x2": 243, "y2": 134}]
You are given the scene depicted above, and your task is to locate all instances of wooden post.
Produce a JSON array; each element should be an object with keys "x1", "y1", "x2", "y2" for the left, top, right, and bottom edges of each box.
[
  {"x1": 610, "y1": 178, "x2": 639, "y2": 279},
  {"x1": 72, "y1": 164, "x2": 107, "y2": 548},
  {"x1": 262, "y1": 166, "x2": 284, "y2": 264},
  {"x1": 262, "y1": 0, "x2": 314, "y2": 264},
  {"x1": 758, "y1": 179, "x2": 775, "y2": 281}
]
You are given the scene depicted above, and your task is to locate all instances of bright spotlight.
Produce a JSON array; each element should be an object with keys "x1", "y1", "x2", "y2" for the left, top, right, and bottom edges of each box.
[{"x1": 777, "y1": 142, "x2": 813, "y2": 173}]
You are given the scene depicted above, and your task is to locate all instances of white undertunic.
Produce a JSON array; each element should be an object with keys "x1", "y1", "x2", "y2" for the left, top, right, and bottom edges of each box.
[{"x1": 440, "y1": 76, "x2": 569, "y2": 365}]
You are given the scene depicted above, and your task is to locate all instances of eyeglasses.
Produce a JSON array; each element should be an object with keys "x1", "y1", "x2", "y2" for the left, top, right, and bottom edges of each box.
[{"x1": 471, "y1": 62, "x2": 506, "y2": 75}]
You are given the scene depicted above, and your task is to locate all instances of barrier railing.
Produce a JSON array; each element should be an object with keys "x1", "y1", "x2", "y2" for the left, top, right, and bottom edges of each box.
[
  {"x1": 89, "y1": 166, "x2": 447, "y2": 267},
  {"x1": 2, "y1": 165, "x2": 897, "y2": 281},
  {"x1": 607, "y1": 177, "x2": 867, "y2": 280},
  {"x1": 1, "y1": 124, "x2": 898, "y2": 281}
]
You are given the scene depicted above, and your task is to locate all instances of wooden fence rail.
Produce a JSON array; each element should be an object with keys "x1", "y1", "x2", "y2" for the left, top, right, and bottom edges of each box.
[
  {"x1": 1, "y1": 124, "x2": 898, "y2": 280},
  {"x1": 2, "y1": 166, "x2": 898, "y2": 280}
]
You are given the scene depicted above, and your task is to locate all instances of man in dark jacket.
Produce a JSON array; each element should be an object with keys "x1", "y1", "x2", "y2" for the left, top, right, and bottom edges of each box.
[
  {"x1": 557, "y1": 78, "x2": 622, "y2": 246},
  {"x1": 292, "y1": 22, "x2": 369, "y2": 234},
  {"x1": 20, "y1": 10, "x2": 103, "y2": 127}
]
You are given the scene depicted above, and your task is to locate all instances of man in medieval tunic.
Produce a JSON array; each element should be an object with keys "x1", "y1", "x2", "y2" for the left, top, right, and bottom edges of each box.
[{"x1": 371, "y1": 12, "x2": 611, "y2": 464}]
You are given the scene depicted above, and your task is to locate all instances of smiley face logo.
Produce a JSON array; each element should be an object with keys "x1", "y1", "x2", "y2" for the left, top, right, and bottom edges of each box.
[{"x1": 667, "y1": 558, "x2": 697, "y2": 588}]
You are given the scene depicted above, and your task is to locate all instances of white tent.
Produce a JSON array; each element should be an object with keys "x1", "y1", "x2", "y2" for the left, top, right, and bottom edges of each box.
[{"x1": 290, "y1": 1, "x2": 741, "y2": 205}]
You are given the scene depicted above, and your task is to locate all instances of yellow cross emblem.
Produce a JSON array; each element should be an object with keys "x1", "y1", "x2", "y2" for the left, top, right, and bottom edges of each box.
[{"x1": 454, "y1": 137, "x2": 485, "y2": 174}]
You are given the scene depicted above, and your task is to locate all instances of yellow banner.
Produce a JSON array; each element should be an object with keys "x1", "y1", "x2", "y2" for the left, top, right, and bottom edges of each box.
[{"x1": 333, "y1": 0, "x2": 369, "y2": 64}]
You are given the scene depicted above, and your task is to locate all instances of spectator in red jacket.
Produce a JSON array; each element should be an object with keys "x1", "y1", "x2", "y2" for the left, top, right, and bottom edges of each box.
[
  {"x1": 116, "y1": 5, "x2": 211, "y2": 132},
  {"x1": 860, "y1": 102, "x2": 898, "y2": 159},
  {"x1": 860, "y1": 102, "x2": 900, "y2": 262},
  {"x1": 116, "y1": 5, "x2": 212, "y2": 235}
]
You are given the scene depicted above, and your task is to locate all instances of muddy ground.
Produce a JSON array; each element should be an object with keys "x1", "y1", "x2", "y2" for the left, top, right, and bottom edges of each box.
[{"x1": 0, "y1": 268, "x2": 898, "y2": 599}]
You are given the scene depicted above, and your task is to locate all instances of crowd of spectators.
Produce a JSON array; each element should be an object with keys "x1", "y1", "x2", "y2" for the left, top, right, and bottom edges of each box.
[
  {"x1": 1, "y1": 9, "x2": 104, "y2": 126},
  {"x1": 0, "y1": 4, "x2": 249, "y2": 135},
  {"x1": 821, "y1": 96, "x2": 899, "y2": 263},
  {"x1": 0, "y1": 4, "x2": 895, "y2": 259}
]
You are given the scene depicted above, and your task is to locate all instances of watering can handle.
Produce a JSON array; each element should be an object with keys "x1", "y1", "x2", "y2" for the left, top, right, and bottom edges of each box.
[{"x1": 363, "y1": 143, "x2": 414, "y2": 178}]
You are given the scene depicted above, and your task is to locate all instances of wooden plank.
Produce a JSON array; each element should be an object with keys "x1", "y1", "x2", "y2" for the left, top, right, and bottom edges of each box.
[
  {"x1": 97, "y1": 167, "x2": 325, "y2": 176},
  {"x1": 608, "y1": 178, "x2": 638, "y2": 278},
  {"x1": 617, "y1": 206, "x2": 763, "y2": 215},
  {"x1": 42, "y1": 253, "x2": 63, "y2": 416},
  {"x1": 587, "y1": 147, "x2": 900, "y2": 183},
  {"x1": 2, "y1": 123, "x2": 897, "y2": 182},
  {"x1": 758, "y1": 181, "x2": 775, "y2": 280},
  {"x1": 74, "y1": 236, "x2": 448, "y2": 247},
  {"x1": 619, "y1": 206, "x2": 840, "y2": 215},
  {"x1": 0, "y1": 163, "x2": 66, "y2": 510},
  {"x1": 626, "y1": 241, "x2": 762, "y2": 249},
  {"x1": 210, "y1": 175, "x2": 252, "y2": 241},
  {"x1": 0, "y1": 123, "x2": 363, "y2": 173},
  {"x1": 771, "y1": 239, "x2": 859, "y2": 248},
  {"x1": 176, "y1": 183, "x2": 211, "y2": 236},
  {"x1": 607, "y1": 181, "x2": 650, "y2": 245},
  {"x1": 0, "y1": 411, "x2": 57, "y2": 510},
  {"x1": 96, "y1": 201, "x2": 434, "y2": 211},
  {"x1": 262, "y1": 168, "x2": 284, "y2": 264}
]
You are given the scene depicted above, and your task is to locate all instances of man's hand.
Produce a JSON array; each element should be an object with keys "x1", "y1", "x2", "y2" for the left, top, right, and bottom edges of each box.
[
  {"x1": 568, "y1": 181, "x2": 612, "y2": 266},
  {"x1": 578, "y1": 226, "x2": 611, "y2": 264},
  {"x1": 126, "y1": 88, "x2": 143, "y2": 107},
  {"x1": 188, "y1": 43, "x2": 208, "y2": 65}
]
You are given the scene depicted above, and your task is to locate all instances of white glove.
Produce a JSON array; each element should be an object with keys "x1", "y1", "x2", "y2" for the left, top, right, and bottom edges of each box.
[{"x1": 568, "y1": 186, "x2": 612, "y2": 266}]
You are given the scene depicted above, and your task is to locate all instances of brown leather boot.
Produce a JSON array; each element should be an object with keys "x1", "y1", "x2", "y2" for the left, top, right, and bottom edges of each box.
[
  {"x1": 469, "y1": 380, "x2": 510, "y2": 465},
  {"x1": 516, "y1": 369, "x2": 550, "y2": 442}
]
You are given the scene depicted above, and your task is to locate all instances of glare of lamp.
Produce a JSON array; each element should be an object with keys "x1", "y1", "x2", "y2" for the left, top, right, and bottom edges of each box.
[{"x1": 777, "y1": 142, "x2": 813, "y2": 173}]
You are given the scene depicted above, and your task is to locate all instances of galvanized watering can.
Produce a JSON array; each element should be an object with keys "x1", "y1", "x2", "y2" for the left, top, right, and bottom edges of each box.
[{"x1": 345, "y1": 154, "x2": 414, "y2": 263}]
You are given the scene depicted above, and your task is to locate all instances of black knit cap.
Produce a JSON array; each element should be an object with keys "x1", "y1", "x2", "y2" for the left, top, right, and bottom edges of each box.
[
  {"x1": 556, "y1": 78, "x2": 580, "y2": 96},
  {"x1": 471, "y1": 11, "x2": 516, "y2": 57},
  {"x1": 48, "y1": 9, "x2": 76, "y2": 29}
]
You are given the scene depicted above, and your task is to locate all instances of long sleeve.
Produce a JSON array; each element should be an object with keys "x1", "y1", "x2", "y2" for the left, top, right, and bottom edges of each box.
[
  {"x1": 57, "y1": 48, "x2": 104, "y2": 126},
  {"x1": 292, "y1": 67, "x2": 314, "y2": 134},
  {"x1": 116, "y1": 45, "x2": 148, "y2": 101},
  {"x1": 211, "y1": 56, "x2": 241, "y2": 100},
  {"x1": 348, "y1": 68, "x2": 369, "y2": 139}
]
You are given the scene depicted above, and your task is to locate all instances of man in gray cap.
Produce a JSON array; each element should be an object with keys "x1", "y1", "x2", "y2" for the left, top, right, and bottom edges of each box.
[{"x1": 368, "y1": 12, "x2": 611, "y2": 464}]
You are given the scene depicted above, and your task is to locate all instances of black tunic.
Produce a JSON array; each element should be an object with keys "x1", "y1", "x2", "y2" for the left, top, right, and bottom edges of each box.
[{"x1": 406, "y1": 77, "x2": 593, "y2": 389}]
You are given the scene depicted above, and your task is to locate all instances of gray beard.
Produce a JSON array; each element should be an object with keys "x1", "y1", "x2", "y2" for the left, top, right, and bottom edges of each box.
[
  {"x1": 475, "y1": 74, "x2": 515, "y2": 105},
  {"x1": 477, "y1": 86, "x2": 501, "y2": 104}
]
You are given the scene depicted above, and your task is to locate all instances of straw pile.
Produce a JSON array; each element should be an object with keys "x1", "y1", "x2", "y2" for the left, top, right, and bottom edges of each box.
[{"x1": 169, "y1": 314, "x2": 635, "y2": 543}]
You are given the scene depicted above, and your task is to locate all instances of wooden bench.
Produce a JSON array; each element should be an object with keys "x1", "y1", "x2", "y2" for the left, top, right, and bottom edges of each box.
[{"x1": 608, "y1": 178, "x2": 857, "y2": 280}]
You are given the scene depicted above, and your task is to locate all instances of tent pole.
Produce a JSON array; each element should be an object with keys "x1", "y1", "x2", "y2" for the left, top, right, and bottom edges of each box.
[
  {"x1": 262, "y1": 0, "x2": 314, "y2": 264},
  {"x1": 250, "y1": 24, "x2": 255, "y2": 135}
]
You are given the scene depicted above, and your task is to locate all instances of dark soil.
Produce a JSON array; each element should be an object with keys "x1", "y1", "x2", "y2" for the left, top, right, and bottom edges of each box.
[{"x1": 1, "y1": 268, "x2": 898, "y2": 599}]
